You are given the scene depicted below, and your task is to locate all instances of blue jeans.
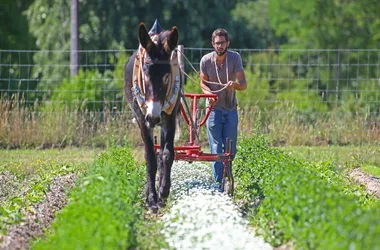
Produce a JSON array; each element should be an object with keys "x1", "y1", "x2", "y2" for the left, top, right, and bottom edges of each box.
[{"x1": 206, "y1": 107, "x2": 238, "y2": 184}]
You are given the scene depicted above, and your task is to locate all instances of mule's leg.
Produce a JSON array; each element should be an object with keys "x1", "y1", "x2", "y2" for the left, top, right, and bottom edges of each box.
[
  {"x1": 158, "y1": 113, "x2": 176, "y2": 203},
  {"x1": 138, "y1": 121, "x2": 159, "y2": 211}
]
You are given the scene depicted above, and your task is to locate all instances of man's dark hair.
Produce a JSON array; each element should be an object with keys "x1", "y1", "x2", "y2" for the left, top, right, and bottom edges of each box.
[{"x1": 212, "y1": 28, "x2": 229, "y2": 42}]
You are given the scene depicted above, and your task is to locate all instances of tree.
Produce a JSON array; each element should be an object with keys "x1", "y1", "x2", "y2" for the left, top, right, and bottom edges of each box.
[
  {"x1": 269, "y1": 0, "x2": 380, "y2": 49},
  {"x1": 0, "y1": 0, "x2": 35, "y2": 50},
  {"x1": 268, "y1": 0, "x2": 380, "y2": 111},
  {"x1": 25, "y1": 0, "x2": 256, "y2": 89},
  {"x1": 231, "y1": 0, "x2": 285, "y2": 49},
  {"x1": 0, "y1": 0, "x2": 35, "y2": 96}
]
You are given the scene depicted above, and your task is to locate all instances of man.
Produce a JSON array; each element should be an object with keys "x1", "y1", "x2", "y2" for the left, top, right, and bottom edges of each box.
[{"x1": 199, "y1": 28, "x2": 247, "y2": 189}]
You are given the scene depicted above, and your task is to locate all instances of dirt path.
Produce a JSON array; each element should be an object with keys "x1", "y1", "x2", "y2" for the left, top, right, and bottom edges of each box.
[{"x1": 350, "y1": 168, "x2": 380, "y2": 198}]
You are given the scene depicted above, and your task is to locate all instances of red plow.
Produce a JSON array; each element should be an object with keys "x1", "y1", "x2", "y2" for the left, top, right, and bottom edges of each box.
[{"x1": 154, "y1": 93, "x2": 234, "y2": 195}]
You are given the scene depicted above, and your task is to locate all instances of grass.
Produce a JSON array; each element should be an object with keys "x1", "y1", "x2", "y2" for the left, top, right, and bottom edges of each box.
[
  {"x1": 361, "y1": 164, "x2": 380, "y2": 178},
  {"x1": 281, "y1": 145, "x2": 380, "y2": 177},
  {"x1": 1, "y1": 95, "x2": 379, "y2": 150},
  {"x1": 0, "y1": 95, "x2": 141, "y2": 149},
  {"x1": 0, "y1": 148, "x2": 103, "y2": 166},
  {"x1": 0, "y1": 148, "x2": 103, "y2": 180}
]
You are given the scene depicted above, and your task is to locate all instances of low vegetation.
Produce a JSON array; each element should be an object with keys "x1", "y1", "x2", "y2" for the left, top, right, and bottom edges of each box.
[
  {"x1": 1, "y1": 137, "x2": 378, "y2": 249},
  {"x1": 1, "y1": 94, "x2": 378, "y2": 150},
  {"x1": 234, "y1": 136, "x2": 380, "y2": 249},
  {"x1": 0, "y1": 150, "x2": 88, "y2": 234},
  {"x1": 31, "y1": 144, "x2": 168, "y2": 250}
]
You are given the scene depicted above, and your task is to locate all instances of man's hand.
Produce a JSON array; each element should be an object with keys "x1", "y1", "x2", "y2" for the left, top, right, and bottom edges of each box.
[
  {"x1": 226, "y1": 80, "x2": 236, "y2": 90},
  {"x1": 208, "y1": 97, "x2": 217, "y2": 106}
]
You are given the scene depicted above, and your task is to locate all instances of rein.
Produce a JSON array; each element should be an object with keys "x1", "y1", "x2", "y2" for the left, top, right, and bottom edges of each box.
[{"x1": 176, "y1": 49, "x2": 230, "y2": 93}]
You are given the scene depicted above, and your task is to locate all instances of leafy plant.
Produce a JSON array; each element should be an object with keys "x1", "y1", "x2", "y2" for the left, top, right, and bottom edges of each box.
[
  {"x1": 32, "y1": 145, "x2": 168, "y2": 250},
  {"x1": 234, "y1": 135, "x2": 380, "y2": 249}
]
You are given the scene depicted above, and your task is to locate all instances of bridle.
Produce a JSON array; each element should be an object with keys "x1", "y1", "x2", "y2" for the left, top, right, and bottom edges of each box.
[{"x1": 131, "y1": 35, "x2": 180, "y2": 115}]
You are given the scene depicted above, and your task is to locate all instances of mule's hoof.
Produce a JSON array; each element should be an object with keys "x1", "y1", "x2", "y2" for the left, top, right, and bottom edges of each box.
[
  {"x1": 149, "y1": 205, "x2": 159, "y2": 213},
  {"x1": 158, "y1": 200, "x2": 166, "y2": 208}
]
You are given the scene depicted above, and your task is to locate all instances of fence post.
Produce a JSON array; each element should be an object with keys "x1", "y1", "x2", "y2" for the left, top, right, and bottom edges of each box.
[
  {"x1": 178, "y1": 45, "x2": 185, "y2": 85},
  {"x1": 70, "y1": 0, "x2": 79, "y2": 76}
]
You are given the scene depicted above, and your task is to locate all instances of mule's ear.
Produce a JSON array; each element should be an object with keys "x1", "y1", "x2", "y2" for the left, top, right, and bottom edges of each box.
[
  {"x1": 138, "y1": 22, "x2": 154, "y2": 52},
  {"x1": 166, "y1": 26, "x2": 179, "y2": 52}
]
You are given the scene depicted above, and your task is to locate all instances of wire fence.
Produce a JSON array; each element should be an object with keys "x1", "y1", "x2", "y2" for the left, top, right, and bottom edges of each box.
[
  {"x1": 1, "y1": 48, "x2": 379, "y2": 146},
  {"x1": 0, "y1": 48, "x2": 379, "y2": 113}
]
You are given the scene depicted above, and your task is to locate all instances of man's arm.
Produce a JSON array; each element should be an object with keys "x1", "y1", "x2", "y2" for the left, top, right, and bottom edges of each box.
[
  {"x1": 200, "y1": 73, "x2": 217, "y2": 105},
  {"x1": 200, "y1": 73, "x2": 212, "y2": 94},
  {"x1": 226, "y1": 70, "x2": 247, "y2": 91},
  {"x1": 234, "y1": 70, "x2": 247, "y2": 91}
]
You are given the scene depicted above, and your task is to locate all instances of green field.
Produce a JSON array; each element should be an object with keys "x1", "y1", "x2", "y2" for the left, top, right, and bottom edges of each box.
[
  {"x1": 1, "y1": 145, "x2": 377, "y2": 212},
  {"x1": 1, "y1": 145, "x2": 377, "y2": 196},
  {"x1": 1, "y1": 143, "x2": 379, "y2": 249}
]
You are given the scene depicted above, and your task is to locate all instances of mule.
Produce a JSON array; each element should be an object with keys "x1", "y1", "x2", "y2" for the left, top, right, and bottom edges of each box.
[{"x1": 124, "y1": 21, "x2": 181, "y2": 212}]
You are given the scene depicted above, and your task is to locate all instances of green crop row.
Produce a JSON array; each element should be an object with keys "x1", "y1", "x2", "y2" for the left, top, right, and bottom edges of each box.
[
  {"x1": 0, "y1": 164, "x2": 76, "y2": 234},
  {"x1": 234, "y1": 136, "x2": 380, "y2": 250},
  {"x1": 31, "y1": 145, "x2": 168, "y2": 250}
]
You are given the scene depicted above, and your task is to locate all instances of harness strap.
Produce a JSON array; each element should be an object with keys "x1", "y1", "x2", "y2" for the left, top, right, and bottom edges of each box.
[
  {"x1": 162, "y1": 51, "x2": 180, "y2": 115},
  {"x1": 132, "y1": 46, "x2": 147, "y2": 113}
]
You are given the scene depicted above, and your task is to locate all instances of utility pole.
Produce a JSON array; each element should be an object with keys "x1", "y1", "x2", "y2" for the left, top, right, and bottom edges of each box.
[{"x1": 70, "y1": 0, "x2": 78, "y2": 76}]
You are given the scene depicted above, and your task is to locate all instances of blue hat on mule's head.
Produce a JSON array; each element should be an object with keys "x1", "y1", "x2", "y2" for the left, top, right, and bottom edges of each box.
[{"x1": 149, "y1": 19, "x2": 163, "y2": 35}]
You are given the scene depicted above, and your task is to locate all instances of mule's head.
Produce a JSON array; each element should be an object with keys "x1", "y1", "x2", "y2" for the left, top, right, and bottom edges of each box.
[{"x1": 138, "y1": 22, "x2": 179, "y2": 128}]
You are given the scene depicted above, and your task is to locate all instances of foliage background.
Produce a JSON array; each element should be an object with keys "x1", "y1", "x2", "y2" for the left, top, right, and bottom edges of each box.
[{"x1": 0, "y1": 0, "x2": 379, "y2": 147}]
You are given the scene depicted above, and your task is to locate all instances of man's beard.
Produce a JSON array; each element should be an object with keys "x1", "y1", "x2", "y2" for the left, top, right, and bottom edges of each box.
[{"x1": 215, "y1": 49, "x2": 227, "y2": 56}]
